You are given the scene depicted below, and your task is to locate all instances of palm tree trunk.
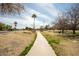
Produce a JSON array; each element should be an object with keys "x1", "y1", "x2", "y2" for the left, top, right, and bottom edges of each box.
[{"x1": 33, "y1": 18, "x2": 35, "y2": 31}]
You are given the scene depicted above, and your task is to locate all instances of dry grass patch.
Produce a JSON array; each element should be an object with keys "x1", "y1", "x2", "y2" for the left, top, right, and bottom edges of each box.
[
  {"x1": 0, "y1": 31, "x2": 36, "y2": 56},
  {"x1": 42, "y1": 31, "x2": 79, "y2": 56}
]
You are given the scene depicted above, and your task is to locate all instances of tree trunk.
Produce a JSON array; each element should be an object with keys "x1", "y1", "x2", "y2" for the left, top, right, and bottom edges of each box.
[
  {"x1": 72, "y1": 25, "x2": 76, "y2": 34},
  {"x1": 61, "y1": 29, "x2": 64, "y2": 33},
  {"x1": 33, "y1": 18, "x2": 35, "y2": 32},
  {"x1": 73, "y1": 29, "x2": 76, "y2": 34}
]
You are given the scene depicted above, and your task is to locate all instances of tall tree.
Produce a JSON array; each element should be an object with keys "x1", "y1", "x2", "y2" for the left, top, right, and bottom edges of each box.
[
  {"x1": 54, "y1": 14, "x2": 68, "y2": 33},
  {"x1": 32, "y1": 14, "x2": 37, "y2": 31},
  {"x1": 67, "y1": 4, "x2": 79, "y2": 34}
]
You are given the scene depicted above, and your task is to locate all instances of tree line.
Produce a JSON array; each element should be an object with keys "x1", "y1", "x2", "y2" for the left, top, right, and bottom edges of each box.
[{"x1": 0, "y1": 22, "x2": 12, "y2": 31}]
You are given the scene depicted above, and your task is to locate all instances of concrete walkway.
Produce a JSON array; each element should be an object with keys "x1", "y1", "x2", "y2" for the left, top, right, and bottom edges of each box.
[{"x1": 27, "y1": 31, "x2": 56, "y2": 56}]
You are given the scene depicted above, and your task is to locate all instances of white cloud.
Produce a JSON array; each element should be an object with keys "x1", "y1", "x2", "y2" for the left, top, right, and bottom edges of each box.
[{"x1": 36, "y1": 3, "x2": 61, "y2": 17}]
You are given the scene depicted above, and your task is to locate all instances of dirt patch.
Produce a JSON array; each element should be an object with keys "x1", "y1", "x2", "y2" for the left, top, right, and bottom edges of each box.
[{"x1": 0, "y1": 31, "x2": 35, "y2": 56}]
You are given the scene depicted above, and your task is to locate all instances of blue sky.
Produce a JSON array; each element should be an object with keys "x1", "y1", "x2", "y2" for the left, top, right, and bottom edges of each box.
[{"x1": 0, "y1": 3, "x2": 72, "y2": 29}]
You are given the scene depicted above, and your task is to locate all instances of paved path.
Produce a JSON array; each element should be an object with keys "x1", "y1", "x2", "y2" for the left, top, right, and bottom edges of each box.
[{"x1": 27, "y1": 31, "x2": 56, "y2": 56}]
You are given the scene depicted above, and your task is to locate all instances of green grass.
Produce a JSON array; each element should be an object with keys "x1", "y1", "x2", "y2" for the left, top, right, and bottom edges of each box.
[
  {"x1": 44, "y1": 34, "x2": 60, "y2": 45},
  {"x1": 19, "y1": 33, "x2": 37, "y2": 56}
]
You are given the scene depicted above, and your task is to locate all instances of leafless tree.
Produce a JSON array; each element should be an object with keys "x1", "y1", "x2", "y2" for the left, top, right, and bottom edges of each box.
[
  {"x1": 67, "y1": 4, "x2": 79, "y2": 34},
  {"x1": 0, "y1": 3, "x2": 25, "y2": 15},
  {"x1": 54, "y1": 14, "x2": 68, "y2": 33}
]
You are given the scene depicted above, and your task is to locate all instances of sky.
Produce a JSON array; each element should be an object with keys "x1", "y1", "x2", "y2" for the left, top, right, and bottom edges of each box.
[{"x1": 0, "y1": 3, "x2": 72, "y2": 29}]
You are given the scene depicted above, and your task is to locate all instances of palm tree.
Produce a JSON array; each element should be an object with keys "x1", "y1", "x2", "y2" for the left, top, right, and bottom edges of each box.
[
  {"x1": 32, "y1": 14, "x2": 37, "y2": 31},
  {"x1": 0, "y1": 3, "x2": 24, "y2": 15},
  {"x1": 14, "y1": 21, "x2": 17, "y2": 30}
]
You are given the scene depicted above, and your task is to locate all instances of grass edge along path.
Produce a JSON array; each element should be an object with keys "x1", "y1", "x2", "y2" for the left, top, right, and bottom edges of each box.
[
  {"x1": 41, "y1": 32, "x2": 60, "y2": 56},
  {"x1": 19, "y1": 32, "x2": 37, "y2": 56}
]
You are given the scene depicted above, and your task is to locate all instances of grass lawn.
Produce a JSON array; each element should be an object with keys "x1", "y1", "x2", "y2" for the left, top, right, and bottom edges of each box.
[
  {"x1": 42, "y1": 30, "x2": 79, "y2": 56},
  {"x1": 0, "y1": 30, "x2": 36, "y2": 56}
]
